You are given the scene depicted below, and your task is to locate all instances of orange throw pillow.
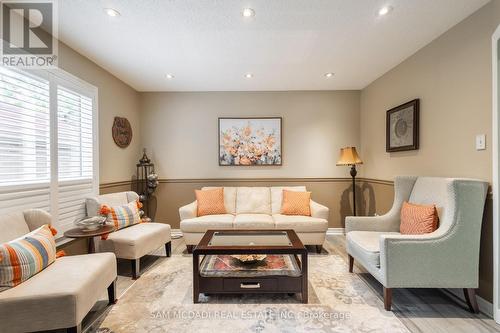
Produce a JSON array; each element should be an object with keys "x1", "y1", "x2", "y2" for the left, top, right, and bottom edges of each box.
[
  {"x1": 281, "y1": 190, "x2": 311, "y2": 216},
  {"x1": 400, "y1": 201, "x2": 439, "y2": 234},
  {"x1": 195, "y1": 188, "x2": 227, "y2": 216}
]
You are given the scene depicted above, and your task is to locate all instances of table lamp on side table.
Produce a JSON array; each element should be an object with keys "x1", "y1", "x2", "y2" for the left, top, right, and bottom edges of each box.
[{"x1": 336, "y1": 147, "x2": 363, "y2": 216}]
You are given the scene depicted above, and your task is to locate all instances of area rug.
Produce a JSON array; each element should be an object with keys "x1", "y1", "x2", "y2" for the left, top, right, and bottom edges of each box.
[{"x1": 96, "y1": 253, "x2": 409, "y2": 333}]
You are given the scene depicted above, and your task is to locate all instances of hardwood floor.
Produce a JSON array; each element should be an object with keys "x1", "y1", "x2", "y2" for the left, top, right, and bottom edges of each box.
[{"x1": 80, "y1": 234, "x2": 500, "y2": 333}]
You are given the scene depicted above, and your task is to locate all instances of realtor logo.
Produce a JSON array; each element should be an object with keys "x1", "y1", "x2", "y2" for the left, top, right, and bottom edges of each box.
[{"x1": 1, "y1": 0, "x2": 58, "y2": 68}]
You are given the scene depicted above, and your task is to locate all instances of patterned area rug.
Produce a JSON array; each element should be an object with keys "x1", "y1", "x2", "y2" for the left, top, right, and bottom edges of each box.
[{"x1": 96, "y1": 253, "x2": 409, "y2": 332}]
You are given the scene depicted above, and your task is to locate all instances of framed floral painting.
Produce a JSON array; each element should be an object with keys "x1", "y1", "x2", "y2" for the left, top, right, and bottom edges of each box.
[{"x1": 218, "y1": 117, "x2": 282, "y2": 166}]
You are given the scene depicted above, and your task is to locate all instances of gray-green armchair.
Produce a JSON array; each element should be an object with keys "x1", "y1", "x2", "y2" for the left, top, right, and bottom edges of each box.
[{"x1": 346, "y1": 176, "x2": 488, "y2": 312}]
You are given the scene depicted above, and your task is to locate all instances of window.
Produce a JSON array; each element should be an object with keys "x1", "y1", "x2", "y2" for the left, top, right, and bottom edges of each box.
[{"x1": 0, "y1": 67, "x2": 98, "y2": 232}]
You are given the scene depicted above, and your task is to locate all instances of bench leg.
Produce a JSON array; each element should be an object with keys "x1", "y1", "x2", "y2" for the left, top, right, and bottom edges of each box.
[
  {"x1": 348, "y1": 254, "x2": 354, "y2": 273},
  {"x1": 186, "y1": 245, "x2": 194, "y2": 254},
  {"x1": 165, "y1": 241, "x2": 172, "y2": 257},
  {"x1": 108, "y1": 279, "x2": 117, "y2": 304},
  {"x1": 384, "y1": 287, "x2": 392, "y2": 311},
  {"x1": 67, "y1": 323, "x2": 82, "y2": 333},
  {"x1": 464, "y1": 288, "x2": 479, "y2": 314},
  {"x1": 131, "y1": 259, "x2": 140, "y2": 280},
  {"x1": 315, "y1": 245, "x2": 322, "y2": 254}
]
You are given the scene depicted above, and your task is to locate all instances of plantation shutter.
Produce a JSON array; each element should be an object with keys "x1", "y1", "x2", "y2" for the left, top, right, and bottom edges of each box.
[
  {"x1": 0, "y1": 67, "x2": 98, "y2": 233},
  {"x1": 0, "y1": 67, "x2": 51, "y2": 213},
  {"x1": 57, "y1": 85, "x2": 96, "y2": 230}
]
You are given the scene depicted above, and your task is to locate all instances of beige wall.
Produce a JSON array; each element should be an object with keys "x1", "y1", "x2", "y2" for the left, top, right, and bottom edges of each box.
[
  {"x1": 140, "y1": 91, "x2": 360, "y2": 179},
  {"x1": 360, "y1": 2, "x2": 500, "y2": 182},
  {"x1": 58, "y1": 42, "x2": 141, "y2": 184},
  {"x1": 359, "y1": 2, "x2": 500, "y2": 303}
]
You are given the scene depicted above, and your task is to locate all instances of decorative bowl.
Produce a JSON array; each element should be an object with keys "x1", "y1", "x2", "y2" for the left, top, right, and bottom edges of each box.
[
  {"x1": 230, "y1": 254, "x2": 267, "y2": 265},
  {"x1": 74, "y1": 216, "x2": 107, "y2": 231}
]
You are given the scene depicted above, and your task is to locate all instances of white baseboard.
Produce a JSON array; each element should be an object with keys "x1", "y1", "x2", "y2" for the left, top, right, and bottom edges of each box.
[
  {"x1": 443, "y1": 288, "x2": 493, "y2": 318},
  {"x1": 327, "y1": 228, "x2": 345, "y2": 235}
]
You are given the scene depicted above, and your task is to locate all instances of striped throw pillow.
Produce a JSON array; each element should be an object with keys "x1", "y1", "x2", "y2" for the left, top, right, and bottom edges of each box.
[
  {"x1": 100, "y1": 200, "x2": 142, "y2": 230},
  {"x1": 0, "y1": 224, "x2": 56, "y2": 288},
  {"x1": 400, "y1": 201, "x2": 439, "y2": 234}
]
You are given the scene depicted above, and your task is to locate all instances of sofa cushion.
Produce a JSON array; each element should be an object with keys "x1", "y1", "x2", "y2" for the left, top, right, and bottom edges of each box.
[
  {"x1": 400, "y1": 201, "x2": 439, "y2": 235},
  {"x1": 346, "y1": 231, "x2": 400, "y2": 268},
  {"x1": 100, "y1": 200, "x2": 142, "y2": 230},
  {"x1": 195, "y1": 188, "x2": 226, "y2": 216},
  {"x1": 99, "y1": 222, "x2": 171, "y2": 259},
  {"x1": 202, "y1": 187, "x2": 237, "y2": 214},
  {"x1": 281, "y1": 190, "x2": 311, "y2": 216},
  {"x1": 271, "y1": 186, "x2": 306, "y2": 214},
  {"x1": 180, "y1": 214, "x2": 234, "y2": 233},
  {"x1": 0, "y1": 225, "x2": 56, "y2": 289},
  {"x1": 272, "y1": 214, "x2": 328, "y2": 232},
  {"x1": 236, "y1": 187, "x2": 271, "y2": 214},
  {"x1": 233, "y1": 214, "x2": 274, "y2": 229},
  {"x1": 0, "y1": 253, "x2": 116, "y2": 333},
  {"x1": 0, "y1": 212, "x2": 30, "y2": 244}
]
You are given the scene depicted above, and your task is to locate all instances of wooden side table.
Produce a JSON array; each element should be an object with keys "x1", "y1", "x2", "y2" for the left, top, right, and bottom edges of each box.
[{"x1": 64, "y1": 225, "x2": 115, "y2": 253}]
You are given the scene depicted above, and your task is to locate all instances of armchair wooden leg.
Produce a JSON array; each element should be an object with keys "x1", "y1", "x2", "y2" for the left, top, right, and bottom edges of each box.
[
  {"x1": 186, "y1": 245, "x2": 194, "y2": 254},
  {"x1": 108, "y1": 279, "x2": 117, "y2": 304},
  {"x1": 165, "y1": 241, "x2": 172, "y2": 257},
  {"x1": 348, "y1": 255, "x2": 354, "y2": 273},
  {"x1": 464, "y1": 288, "x2": 479, "y2": 314},
  {"x1": 315, "y1": 245, "x2": 323, "y2": 254},
  {"x1": 383, "y1": 287, "x2": 392, "y2": 311},
  {"x1": 131, "y1": 259, "x2": 140, "y2": 280},
  {"x1": 67, "y1": 323, "x2": 82, "y2": 333}
]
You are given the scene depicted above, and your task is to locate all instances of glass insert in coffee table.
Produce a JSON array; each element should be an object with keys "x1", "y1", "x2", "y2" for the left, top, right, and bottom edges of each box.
[{"x1": 192, "y1": 229, "x2": 308, "y2": 304}]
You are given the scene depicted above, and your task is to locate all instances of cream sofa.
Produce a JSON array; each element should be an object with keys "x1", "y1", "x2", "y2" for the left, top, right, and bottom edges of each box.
[
  {"x1": 0, "y1": 209, "x2": 117, "y2": 333},
  {"x1": 86, "y1": 191, "x2": 172, "y2": 279},
  {"x1": 179, "y1": 186, "x2": 329, "y2": 252}
]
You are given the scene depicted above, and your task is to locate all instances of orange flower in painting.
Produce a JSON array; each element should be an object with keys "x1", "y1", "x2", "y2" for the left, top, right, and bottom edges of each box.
[
  {"x1": 239, "y1": 156, "x2": 252, "y2": 165},
  {"x1": 243, "y1": 126, "x2": 252, "y2": 137}
]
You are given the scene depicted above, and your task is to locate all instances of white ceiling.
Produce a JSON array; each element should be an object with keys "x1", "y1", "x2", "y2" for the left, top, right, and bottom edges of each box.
[{"x1": 59, "y1": 0, "x2": 489, "y2": 92}]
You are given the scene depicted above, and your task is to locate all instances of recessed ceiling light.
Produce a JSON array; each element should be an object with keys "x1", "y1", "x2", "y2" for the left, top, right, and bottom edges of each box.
[
  {"x1": 245, "y1": 73, "x2": 253, "y2": 79},
  {"x1": 166, "y1": 74, "x2": 174, "y2": 79},
  {"x1": 242, "y1": 8, "x2": 255, "y2": 18},
  {"x1": 378, "y1": 5, "x2": 393, "y2": 16},
  {"x1": 104, "y1": 8, "x2": 120, "y2": 17},
  {"x1": 325, "y1": 72, "x2": 334, "y2": 78}
]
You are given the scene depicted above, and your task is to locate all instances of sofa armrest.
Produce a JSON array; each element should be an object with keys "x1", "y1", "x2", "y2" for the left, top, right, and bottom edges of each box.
[
  {"x1": 378, "y1": 232, "x2": 477, "y2": 287},
  {"x1": 345, "y1": 215, "x2": 400, "y2": 233},
  {"x1": 179, "y1": 201, "x2": 197, "y2": 220},
  {"x1": 310, "y1": 200, "x2": 329, "y2": 220}
]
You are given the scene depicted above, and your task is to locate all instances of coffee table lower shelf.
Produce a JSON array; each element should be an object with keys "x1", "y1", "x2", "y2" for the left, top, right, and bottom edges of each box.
[{"x1": 193, "y1": 254, "x2": 308, "y2": 303}]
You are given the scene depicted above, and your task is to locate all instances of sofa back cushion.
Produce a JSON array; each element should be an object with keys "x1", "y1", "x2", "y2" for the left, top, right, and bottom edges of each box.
[
  {"x1": 0, "y1": 212, "x2": 30, "y2": 244},
  {"x1": 202, "y1": 187, "x2": 237, "y2": 214},
  {"x1": 0, "y1": 225, "x2": 56, "y2": 288},
  {"x1": 271, "y1": 186, "x2": 306, "y2": 214},
  {"x1": 236, "y1": 187, "x2": 271, "y2": 214},
  {"x1": 408, "y1": 177, "x2": 448, "y2": 228}
]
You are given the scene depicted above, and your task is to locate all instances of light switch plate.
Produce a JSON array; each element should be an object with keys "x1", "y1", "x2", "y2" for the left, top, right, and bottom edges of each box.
[{"x1": 476, "y1": 134, "x2": 486, "y2": 150}]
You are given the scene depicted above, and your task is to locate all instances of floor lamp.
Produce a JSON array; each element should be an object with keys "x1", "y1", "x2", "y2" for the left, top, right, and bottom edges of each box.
[{"x1": 336, "y1": 147, "x2": 363, "y2": 216}]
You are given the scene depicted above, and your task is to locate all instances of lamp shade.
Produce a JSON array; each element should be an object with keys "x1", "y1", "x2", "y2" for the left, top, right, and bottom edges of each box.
[{"x1": 336, "y1": 147, "x2": 363, "y2": 166}]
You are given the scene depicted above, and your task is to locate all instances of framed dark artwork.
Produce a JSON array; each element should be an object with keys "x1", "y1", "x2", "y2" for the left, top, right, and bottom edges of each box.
[
  {"x1": 218, "y1": 117, "x2": 282, "y2": 166},
  {"x1": 112, "y1": 116, "x2": 133, "y2": 148},
  {"x1": 386, "y1": 99, "x2": 419, "y2": 152}
]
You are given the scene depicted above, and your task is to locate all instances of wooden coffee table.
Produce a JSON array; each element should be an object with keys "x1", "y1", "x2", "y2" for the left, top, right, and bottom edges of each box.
[{"x1": 192, "y1": 229, "x2": 308, "y2": 303}]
